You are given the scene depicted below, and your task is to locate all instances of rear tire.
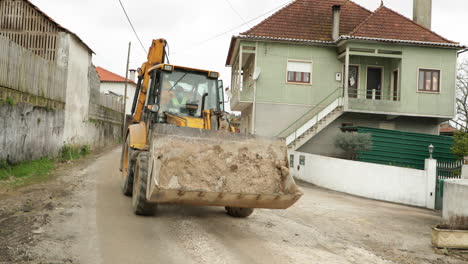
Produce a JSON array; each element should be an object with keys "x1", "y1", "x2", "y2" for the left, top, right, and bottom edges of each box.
[
  {"x1": 225, "y1": 207, "x2": 254, "y2": 218},
  {"x1": 121, "y1": 137, "x2": 134, "y2": 196},
  {"x1": 132, "y1": 152, "x2": 157, "y2": 216}
]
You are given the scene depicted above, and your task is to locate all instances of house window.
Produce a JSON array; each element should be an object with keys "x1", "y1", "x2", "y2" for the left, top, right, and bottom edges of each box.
[
  {"x1": 299, "y1": 155, "x2": 306, "y2": 166},
  {"x1": 418, "y1": 69, "x2": 440, "y2": 92},
  {"x1": 289, "y1": 154, "x2": 294, "y2": 168},
  {"x1": 287, "y1": 61, "x2": 312, "y2": 84}
]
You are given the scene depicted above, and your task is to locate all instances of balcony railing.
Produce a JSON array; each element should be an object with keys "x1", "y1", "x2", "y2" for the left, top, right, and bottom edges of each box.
[{"x1": 348, "y1": 89, "x2": 400, "y2": 102}]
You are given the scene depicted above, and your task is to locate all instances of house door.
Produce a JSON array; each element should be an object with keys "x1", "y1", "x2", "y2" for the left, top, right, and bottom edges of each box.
[
  {"x1": 367, "y1": 68, "x2": 382, "y2": 100},
  {"x1": 392, "y1": 70, "x2": 399, "y2": 101}
]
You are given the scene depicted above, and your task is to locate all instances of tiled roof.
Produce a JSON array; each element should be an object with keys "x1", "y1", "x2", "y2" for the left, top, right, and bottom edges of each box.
[
  {"x1": 440, "y1": 123, "x2": 457, "y2": 133},
  {"x1": 96, "y1": 67, "x2": 136, "y2": 84},
  {"x1": 349, "y1": 6, "x2": 455, "y2": 44},
  {"x1": 227, "y1": 0, "x2": 462, "y2": 65},
  {"x1": 242, "y1": 0, "x2": 371, "y2": 42}
]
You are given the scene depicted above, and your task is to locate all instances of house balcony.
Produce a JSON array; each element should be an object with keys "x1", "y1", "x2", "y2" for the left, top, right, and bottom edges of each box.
[
  {"x1": 346, "y1": 88, "x2": 402, "y2": 115},
  {"x1": 230, "y1": 81, "x2": 254, "y2": 111}
]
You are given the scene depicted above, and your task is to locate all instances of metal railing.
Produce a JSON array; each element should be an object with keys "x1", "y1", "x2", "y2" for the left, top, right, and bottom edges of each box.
[
  {"x1": 276, "y1": 87, "x2": 343, "y2": 138},
  {"x1": 348, "y1": 89, "x2": 401, "y2": 102},
  {"x1": 437, "y1": 160, "x2": 463, "y2": 180}
]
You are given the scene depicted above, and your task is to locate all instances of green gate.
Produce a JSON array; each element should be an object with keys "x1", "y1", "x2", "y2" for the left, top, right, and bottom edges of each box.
[
  {"x1": 346, "y1": 127, "x2": 457, "y2": 170},
  {"x1": 435, "y1": 160, "x2": 463, "y2": 210}
]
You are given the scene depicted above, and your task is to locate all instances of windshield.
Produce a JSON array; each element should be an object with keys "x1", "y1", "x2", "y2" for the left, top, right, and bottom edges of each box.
[{"x1": 159, "y1": 70, "x2": 219, "y2": 117}]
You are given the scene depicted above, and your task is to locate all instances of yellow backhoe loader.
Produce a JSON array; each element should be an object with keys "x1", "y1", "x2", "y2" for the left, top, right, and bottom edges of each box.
[{"x1": 120, "y1": 39, "x2": 302, "y2": 217}]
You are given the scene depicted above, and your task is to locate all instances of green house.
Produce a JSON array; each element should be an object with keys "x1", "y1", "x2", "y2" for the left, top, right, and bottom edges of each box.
[{"x1": 225, "y1": 0, "x2": 465, "y2": 157}]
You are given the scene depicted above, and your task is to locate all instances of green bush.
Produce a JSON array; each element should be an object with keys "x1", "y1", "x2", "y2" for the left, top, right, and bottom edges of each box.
[
  {"x1": 451, "y1": 131, "x2": 468, "y2": 159},
  {"x1": 61, "y1": 144, "x2": 91, "y2": 161},
  {"x1": 334, "y1": 132, "x2": 372, "y2": 160},
  {"x1": 5, "y1": 97, "x2": 15, "y2": 106}
]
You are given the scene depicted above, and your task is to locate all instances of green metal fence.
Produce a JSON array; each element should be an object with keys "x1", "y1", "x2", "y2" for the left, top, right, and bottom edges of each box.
[{"x1": 346, "y1": 127, "x2": 457, "y2": 170}]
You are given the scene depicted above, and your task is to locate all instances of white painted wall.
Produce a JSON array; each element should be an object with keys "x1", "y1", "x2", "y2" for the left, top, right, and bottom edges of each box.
[
  {"x1": 290, "y1": 151, "x2": 437, "y2": 209},
  {"x1": 62, "y1": 33, "x2": 92, "y2": 145},
  {"x1": 443, "y1": 180, "x2": 468, "y2": 221},
  {"x1": 100, "y1": 82, "x2": 137, "y2": 115},
  {"x1": 62, "y1": 33, "x2": 122, "y2": 147}
]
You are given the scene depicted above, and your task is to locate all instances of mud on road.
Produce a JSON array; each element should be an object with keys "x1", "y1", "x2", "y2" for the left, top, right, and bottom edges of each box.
[
  {"x1": 0, "y1": 148, "x2": 111, "y2": 264},
  {"x1": 1, "y1": 147, "x2": 468, "y2": 264}
]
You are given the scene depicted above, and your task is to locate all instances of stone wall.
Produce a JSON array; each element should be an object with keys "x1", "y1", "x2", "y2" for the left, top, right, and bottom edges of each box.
[
  {"x1": 0, "y1": 34, "x2": 123, "y2": 164},
  {"x1": 0, "y1": 102, "x2": 64, "y2": 163}
]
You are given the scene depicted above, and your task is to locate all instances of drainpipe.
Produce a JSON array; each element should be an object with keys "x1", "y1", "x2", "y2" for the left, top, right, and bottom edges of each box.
[{"x1": 332, "y1": 5, "x2": 341, "y2": 41}]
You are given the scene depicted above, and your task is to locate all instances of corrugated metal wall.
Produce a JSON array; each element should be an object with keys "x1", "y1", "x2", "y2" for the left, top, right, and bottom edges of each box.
[{"x1": 353, "y1": 127, "x2": 456, "y2": 170}]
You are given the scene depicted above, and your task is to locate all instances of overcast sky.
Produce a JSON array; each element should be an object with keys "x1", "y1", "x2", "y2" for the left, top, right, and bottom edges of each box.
[{"x1": 30, "y1": 0, "x2": 468, "y2": 85}]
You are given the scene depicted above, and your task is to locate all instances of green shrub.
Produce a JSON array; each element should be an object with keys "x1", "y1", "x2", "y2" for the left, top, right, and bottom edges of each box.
[
  {"x1": 451, "y1": 131, "x2": 468, "y2": 159},
  {"x1": 61, "y1": 144, "x2": 91, "y2": 161},
  {"x1": 5, "y1": 97, "x2": 15, "y2": 106},
  {"x1": 334, "y1": 132, "x2": 372, "y2": 160}
]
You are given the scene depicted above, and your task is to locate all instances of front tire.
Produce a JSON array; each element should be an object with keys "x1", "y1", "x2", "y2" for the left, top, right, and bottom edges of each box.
[
  {"x1": 121, "y1": 137, "x2": 134, "y2": 196},
  {"x1": 225, "y1": 207, "x2": 254, "y2": 218},
  {"x1": 132, "y1": 152, "x2": 157, "y2": 216}
]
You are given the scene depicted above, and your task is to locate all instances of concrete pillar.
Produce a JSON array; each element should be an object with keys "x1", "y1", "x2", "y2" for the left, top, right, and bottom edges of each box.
[
  {"x1": 344, "y1": 47, "x2": 350, "y2": 110},
  {"x1": 463, "y1": 157, "x2": 468, "y2": 179},
  {"x1": 425, "y1": 158, "x2": 437, "y2": 209}
]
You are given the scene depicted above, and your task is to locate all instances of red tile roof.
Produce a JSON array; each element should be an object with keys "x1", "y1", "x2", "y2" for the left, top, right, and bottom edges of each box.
[
  {"x1": 350, "y1": 6, "x2": 455, "y2": 44},
  {"x1": 243, "y1": 0, "x2": 371, "y2": 42},
  {"x1": 226, "y1": 0, "x2": 461, "y2": 65},
  {"x1": 440, "y1": 123, "x2": 457, "y2": 133},
  {"x1": 96, "y1": 67, "x2": 136, "y2": 84}
]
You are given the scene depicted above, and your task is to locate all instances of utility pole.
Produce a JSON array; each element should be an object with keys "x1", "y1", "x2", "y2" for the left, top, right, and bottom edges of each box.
[{"x1": 122, "y1": 42, "x2": 131, "y2": 137}]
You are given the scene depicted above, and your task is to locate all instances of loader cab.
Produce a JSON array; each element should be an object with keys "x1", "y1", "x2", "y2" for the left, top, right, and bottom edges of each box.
[{"x1": 145, "y1": 64, "x2": 222, "y2": 124}]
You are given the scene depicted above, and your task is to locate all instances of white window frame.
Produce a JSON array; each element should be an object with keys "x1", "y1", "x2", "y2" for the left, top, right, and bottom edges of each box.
[{"x1": 286, "y1": 60, "x2": 313, "y2": 85}]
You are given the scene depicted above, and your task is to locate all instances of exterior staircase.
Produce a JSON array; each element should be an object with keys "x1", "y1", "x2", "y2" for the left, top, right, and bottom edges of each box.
[{"x1": 277, "y1": 88, "x2": 344, "y2": 151}]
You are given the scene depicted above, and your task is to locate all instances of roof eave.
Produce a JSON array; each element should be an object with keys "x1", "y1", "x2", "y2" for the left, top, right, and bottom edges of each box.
[{"x1": 339, "y1": 36, "x2": 466, "y2": 49}]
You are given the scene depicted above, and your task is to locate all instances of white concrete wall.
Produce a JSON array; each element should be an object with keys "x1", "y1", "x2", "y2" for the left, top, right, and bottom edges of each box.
[
  {"x1": 443, "y1": 180, "x2": 468, "y2": 222},
  {"x1": 62, "y1": 33, "x2": 92, "y2": 145},
  {"x1": 290, "y1": 151, "x2": 437, "y2": 208},
  {"x1": 100, "y1": 82, "x2": 137, "y2": 115},
  {"x1": 62, "y1": 34, "x2": 122, "y2": 147}
]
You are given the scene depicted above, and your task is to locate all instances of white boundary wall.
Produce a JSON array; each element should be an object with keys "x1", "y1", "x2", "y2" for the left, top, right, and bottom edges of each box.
[{"x1": 290, "y1": 151, "x2": 437, "y2": 209}]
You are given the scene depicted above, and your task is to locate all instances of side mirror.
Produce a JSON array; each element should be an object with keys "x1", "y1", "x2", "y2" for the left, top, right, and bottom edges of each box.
[{"x1": 147, "y1": 105, "x2": 160, "y2": 113}]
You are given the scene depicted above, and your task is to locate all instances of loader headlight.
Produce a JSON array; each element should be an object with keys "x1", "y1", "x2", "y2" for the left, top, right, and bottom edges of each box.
[
  {"x1": 163, "y1": 65, "x2": 174, "y2": 72},
  {"x1": 147, "y1": 104, "x2": 160, "y2": 113},
  {"x1": 208, "y1": 71, "x2": 219, "y2": 79}
]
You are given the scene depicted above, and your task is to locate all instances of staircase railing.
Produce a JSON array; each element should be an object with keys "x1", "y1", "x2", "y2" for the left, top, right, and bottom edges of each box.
[{"x1": 276, "y1": 87, "x2": 343, "y2": 139}]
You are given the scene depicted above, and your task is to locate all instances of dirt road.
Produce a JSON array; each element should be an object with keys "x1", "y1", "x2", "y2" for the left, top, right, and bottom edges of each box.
[{"x1": 2, "y1": 148, "x2": 467, "y2": 263}]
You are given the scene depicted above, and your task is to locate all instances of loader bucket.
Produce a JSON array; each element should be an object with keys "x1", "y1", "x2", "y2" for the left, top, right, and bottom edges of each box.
[{"x1": 146, "y1": 124, "x2": 303, "y2": 209}]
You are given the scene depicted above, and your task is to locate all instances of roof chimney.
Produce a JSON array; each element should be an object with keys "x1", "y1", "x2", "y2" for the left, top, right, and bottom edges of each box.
[
  {"x1": 129, "y1": 69, "x2": 136, "y2": 82},
  {"x1": 332, "y1": 5, "x2": 341, "y2": 41},
  {"x1": 413, "y1": 0, "x2": 432, "y2": 29}
]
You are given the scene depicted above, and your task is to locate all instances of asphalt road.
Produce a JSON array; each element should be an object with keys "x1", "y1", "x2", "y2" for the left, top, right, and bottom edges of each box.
[{"x1": 30, "y1": 148, "x2": 466, "y2": 264}]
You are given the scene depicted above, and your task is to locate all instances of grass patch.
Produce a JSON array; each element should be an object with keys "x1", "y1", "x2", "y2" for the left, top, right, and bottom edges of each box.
[
  {"x1": 60, "y1": 144, "x2": 90, "y2": 161},
  {"x1": 5, "y1": 96, "x2": 15, "y2": 106},
  {"x1": 0, "y1": 158, "x2": 55, "y2": 187}
]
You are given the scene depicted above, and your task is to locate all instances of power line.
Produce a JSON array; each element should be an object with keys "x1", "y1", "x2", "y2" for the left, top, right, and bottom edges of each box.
[
  {"x1": 174, "y1": 0, "x2": 291, "y2": 55},
  {"x1": 224, "y1": 0, "x2": 246, "y2": 23},
  {"x1": 117, "y1": 0, "x2": 147, "y2": 54}
]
